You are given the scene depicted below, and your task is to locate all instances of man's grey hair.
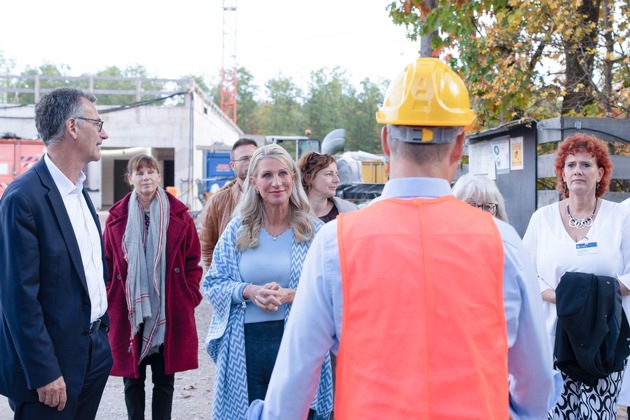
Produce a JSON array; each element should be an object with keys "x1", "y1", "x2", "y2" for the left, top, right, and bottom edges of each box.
[{"x1": 35, "y1": 88, "x2": 96, "y2": 146}]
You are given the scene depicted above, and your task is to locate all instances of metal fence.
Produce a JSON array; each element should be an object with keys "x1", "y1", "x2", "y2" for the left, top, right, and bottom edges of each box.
[{"x1": 0, "y1": 74, "x2": 194, "y2": 104}]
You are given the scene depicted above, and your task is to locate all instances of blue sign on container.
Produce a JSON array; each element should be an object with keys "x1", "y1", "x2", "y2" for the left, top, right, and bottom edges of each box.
[{"x1": 204, "y1": 151, "x2": 234, "y2": 192}]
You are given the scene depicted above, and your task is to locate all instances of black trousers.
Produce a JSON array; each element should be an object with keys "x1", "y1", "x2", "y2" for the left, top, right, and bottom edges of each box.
[
  {"x1": 9, "y1": 324, "x2": 112, "y2": 420},
  {"x1": 244, "y1": 320, "x2": 284, "y2": 404},
  {"x1": 123, "y1": 347, "x2": 174, "y2": 420},
  {"x1": 244, "y1": 321, "x2": 324, "y2": 419}
]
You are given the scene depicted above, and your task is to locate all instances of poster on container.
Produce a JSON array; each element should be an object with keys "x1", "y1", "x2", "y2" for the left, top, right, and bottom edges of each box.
[
  {"x1": 469, "y1": 141, "x2": 491, "y2": 178},
  {"x1": 469, "y1": 136, "x2": 509, "y2": 180},
  {"x1": 490, "y1": 138, "x2": 510, "y2": 175},
  {"x1": 510, "y1": 136, "x2": 524, "y2": 170}
]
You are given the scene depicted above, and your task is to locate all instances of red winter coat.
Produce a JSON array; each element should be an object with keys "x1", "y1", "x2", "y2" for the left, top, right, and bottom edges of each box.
[{"x1": 104, "y1": 191, "x2": 203, "y2": 378}]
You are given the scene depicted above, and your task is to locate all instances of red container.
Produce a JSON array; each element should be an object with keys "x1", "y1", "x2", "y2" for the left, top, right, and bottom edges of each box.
[{"x1": 0, "y1": 138, "x2": 46, "y2": 199}]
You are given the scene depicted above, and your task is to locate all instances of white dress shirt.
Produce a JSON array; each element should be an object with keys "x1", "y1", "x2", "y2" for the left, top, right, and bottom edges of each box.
[
  {"x1": 248, "y1": 177, "x2": 560, "y2": 420},
  {"x1": 44, "y1": 154, "x2": 107, "y2": 322}
]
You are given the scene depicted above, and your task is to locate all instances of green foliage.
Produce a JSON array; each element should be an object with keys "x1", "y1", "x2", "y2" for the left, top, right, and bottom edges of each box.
[
  {"x1": 258, "y1": 75, "x2": 307, "y2": 135},
  {"x1": 304, "y1": 67, "x2": 356, "y2": 141},
  {"x1": 0, "y1": 61, "x2": 175, "y2": 106},
  {"x1": 235, "y1": 67, "x2": 259, "y2": 134},
  {"x1": 9, "y1": 63, "x2": 71, "y2": 104},
  {"x1": 537, "y1": 142, "x2": 558, "y2": 155},
  {"x1": 349, "y1": 78, "x2": 389, "y2": 152},
  {"x1": 537, "y1": 177, "x2": 557, "y2": 191},
  {"x1": 0, "y1": 57, "x2": 388, "y2": 154},
  {"x1": 388, "y1": 0, "x2": 630, "y2": 129},
  {"x1": 242, "y1": 67, "x2": 387, "y2": 153},
  {"x1": 91, "y1": 65, "x2": 171, "y2": 106}
]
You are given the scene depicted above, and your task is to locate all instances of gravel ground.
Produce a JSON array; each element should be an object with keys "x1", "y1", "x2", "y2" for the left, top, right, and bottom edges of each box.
[
  {"x1": 2, "y1": 298, "x2": 630, "y2": 419},
  {"x1": 2, "y1": 213, "x2": 630, "y2": 418},
  {"x1": 0, "y1": 302, "x2": 216, "y2": 419}
]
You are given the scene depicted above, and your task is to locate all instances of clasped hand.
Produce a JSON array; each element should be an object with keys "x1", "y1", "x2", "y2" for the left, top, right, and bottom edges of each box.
[{"x1": 252, "y1": 282, "x2": 287, "y2": 312}]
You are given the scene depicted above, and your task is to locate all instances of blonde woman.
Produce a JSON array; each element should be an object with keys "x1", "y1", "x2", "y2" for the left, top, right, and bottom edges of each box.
[{"x1": 203, "y1": 144, "x2": 333, "y2": 419}]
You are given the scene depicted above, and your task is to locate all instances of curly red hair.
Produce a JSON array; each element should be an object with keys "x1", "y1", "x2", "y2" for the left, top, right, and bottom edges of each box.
[{"x1": 554, "y1": 133, "x2": 612, "y2": 198}]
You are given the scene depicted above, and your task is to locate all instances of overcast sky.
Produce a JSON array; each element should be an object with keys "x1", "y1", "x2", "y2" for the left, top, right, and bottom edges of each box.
[{"x1": 2, "y1": 0, "x2": 420, "y2": 92}]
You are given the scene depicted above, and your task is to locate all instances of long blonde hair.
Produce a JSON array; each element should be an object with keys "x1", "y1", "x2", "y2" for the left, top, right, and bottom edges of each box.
[{"x1": 235, "y1": 144, "x2": 315, "y2": 251}]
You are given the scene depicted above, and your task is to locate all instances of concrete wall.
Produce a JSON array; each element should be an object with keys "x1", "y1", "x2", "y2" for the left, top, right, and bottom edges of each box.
[
  {"x1": 0, "y1": 89, "x2": 242, "y2": 212},
  {"x1": 0, "y1": 105, "x2": 38, "y2": 139}
]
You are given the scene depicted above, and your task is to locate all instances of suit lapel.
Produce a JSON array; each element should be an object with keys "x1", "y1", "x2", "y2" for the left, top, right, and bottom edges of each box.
[{"x1": 34, "y1": 159, "x2": 90, "y2": 295}]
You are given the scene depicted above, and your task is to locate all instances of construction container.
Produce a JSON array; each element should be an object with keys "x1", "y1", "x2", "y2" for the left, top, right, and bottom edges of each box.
[
  {"x1": 361, "y1": 160, "x2": 388, "y2": 183},
  {"x1": 0, "y1": 138, "x2": 46, "y2": 199},
  {"x1": 204, "y1": 151, "x2": 234, "y2": 192},
  {"x1": 165, "y1": 186, "x2": 179, "y2": 197}
]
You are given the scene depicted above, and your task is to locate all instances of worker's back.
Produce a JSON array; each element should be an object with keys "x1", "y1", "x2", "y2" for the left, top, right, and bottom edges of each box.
[{"x1": 336, "y1": 195, "x2": 508, "y2": 419}]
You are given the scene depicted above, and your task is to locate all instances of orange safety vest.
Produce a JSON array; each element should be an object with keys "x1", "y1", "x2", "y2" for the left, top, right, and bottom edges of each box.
[{"x1": 336, "y1": 196, "x2": 508, "y2": 419}]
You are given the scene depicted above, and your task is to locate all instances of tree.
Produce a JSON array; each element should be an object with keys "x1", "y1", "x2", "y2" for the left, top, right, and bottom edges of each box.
[
  {"x1": 388, "y1": 0, "x2": 630, "y2": 127},
  {"x1": 0, "y1": 58, "x2": 389, "y2": 155},
  {"x1": 257, "y1": 75, "x2": 306, "y2": 135},
  {"x1": 13, "y1": 63, "x2": 72, "y2": 104},
  {"x1": 0, "y1": 62, "x2": 174, "y2": 106},
  {"x1": 92, "y1": 65, "x2": 168, "y2": 106},
  {"x1": 235, "y1": 67, "x2": 260, "y2": 134},
  {"x1": 0, "y1": 51, "x2": 16, "y2": 104},
  {"x1": 303, "y1": 67, "x2": 356, "y2": 142},
  {"x1": 349, "y1": 78, "x2": 389, "y2": 153},
  {"x1": 209, "y1": 66, "x2": 260, "y2": 134}
]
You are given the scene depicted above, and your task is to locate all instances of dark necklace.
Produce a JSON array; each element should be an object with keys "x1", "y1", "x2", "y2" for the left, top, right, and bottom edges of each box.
[{"x1": 567, "y1": 197, "x2": 598, "y2": 229}]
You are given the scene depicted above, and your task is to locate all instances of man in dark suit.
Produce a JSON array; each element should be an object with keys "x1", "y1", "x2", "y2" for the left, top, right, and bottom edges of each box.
[{"x1": 0, "y1": 87, "x2": 113, "y2": 419}]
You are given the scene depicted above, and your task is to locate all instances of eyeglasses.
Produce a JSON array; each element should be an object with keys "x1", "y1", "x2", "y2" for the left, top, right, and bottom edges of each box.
[
  {"x1": 468, "y1": 202, "x2": 498, "y2": 215},
  {"x1": 306, "y1": 152, "x2": 331, "y2": 165},
  {"x1": 76, "y1": 117, "x2": 104, "y2": 132},
  {"x1": 232, "y1": 156, "x2": 252, "y2": 164}
]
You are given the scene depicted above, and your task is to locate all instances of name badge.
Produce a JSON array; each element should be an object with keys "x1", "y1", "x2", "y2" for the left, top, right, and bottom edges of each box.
[{"x1": 576, "y1": 241, "x2": 598, "y2": 255}]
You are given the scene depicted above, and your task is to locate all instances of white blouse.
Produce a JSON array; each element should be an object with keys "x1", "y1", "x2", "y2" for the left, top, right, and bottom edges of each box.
[{"x1": 522, "y1": 199, "x2": 630, "y2": 341}]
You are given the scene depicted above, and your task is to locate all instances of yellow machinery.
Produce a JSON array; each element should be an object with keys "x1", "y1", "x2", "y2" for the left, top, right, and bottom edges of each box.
[{"x1": 360, "y1": 160, "x2": 388, "y2": 184}]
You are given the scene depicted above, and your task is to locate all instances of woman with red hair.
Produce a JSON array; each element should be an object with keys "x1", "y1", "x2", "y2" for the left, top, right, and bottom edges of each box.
[
  {"x1": 297, "y1": 152, "x2": 357, "y2": 222},
  {"x1": 523, "y1": 133, "x2": 630, "y2": 418}
]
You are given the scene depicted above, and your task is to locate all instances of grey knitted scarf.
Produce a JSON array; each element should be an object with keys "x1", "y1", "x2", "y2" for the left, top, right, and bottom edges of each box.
[{"x1": 122, "y1": 188, "x2": 169, "y2": 362}]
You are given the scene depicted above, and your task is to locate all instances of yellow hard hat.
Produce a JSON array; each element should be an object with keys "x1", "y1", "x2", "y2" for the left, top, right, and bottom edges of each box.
[{"x1": 376, "y1": 58, "x2": 475, "y2": 128}]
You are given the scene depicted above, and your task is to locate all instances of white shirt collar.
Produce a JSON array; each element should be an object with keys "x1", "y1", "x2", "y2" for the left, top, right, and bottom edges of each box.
[{"x1": 44, "y1": 154, "x2": 86, "y2": 195}]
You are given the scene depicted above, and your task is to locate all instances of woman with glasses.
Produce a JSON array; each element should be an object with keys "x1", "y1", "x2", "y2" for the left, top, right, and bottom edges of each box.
[
  {"x1": 523, "y1": 133, "x2": 630, "y2": 418},
  {"x1": 297, "y1": 152, "x2": 358, "y2": 222},
  {"x1": 103, "y1": 154, "x2": 203, "y2": 420},
  {"x1": 203, "y1": 145, "x2": 333, "y2": 419},
  {"x1": 451, "y1": 173, "x2": 509, "y2": 222}
]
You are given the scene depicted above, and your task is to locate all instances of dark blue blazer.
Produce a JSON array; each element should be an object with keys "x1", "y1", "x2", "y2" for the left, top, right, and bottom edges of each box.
[{"x1": 0, "y1": 158, "x2": 110, "y2": 401}]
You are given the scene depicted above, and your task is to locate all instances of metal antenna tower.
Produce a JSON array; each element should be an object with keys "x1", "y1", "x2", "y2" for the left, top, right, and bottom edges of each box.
[{"x1": 220, "y1": 0, "x2": 237, "y2": 124}]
